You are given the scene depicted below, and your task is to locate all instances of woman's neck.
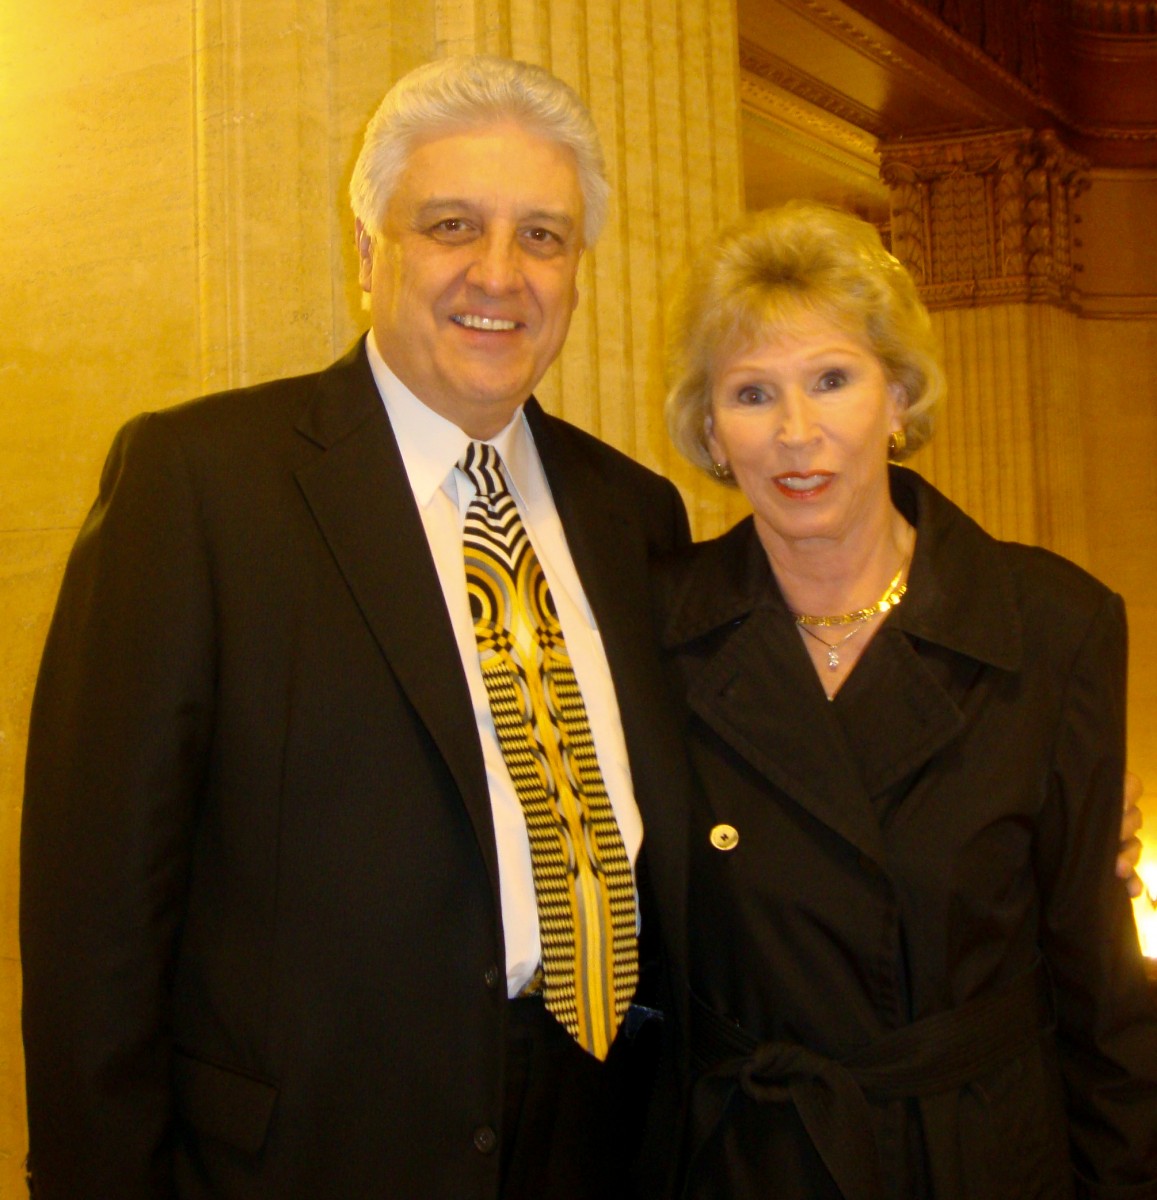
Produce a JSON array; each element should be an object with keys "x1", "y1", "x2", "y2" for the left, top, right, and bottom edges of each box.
[{"x1": 760, "y1": 505, "x2": 915, "y2": 621}]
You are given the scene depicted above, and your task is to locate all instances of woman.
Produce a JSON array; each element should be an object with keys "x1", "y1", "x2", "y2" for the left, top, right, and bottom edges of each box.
[{"x1": 658, "y1": 201, "x2": 1157, "y2": 1199}]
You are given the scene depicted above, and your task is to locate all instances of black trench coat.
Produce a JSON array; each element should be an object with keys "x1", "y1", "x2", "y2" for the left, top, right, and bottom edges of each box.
[{"x1": 657, "y1": 469, "x2": 1157, "y2": 1200}]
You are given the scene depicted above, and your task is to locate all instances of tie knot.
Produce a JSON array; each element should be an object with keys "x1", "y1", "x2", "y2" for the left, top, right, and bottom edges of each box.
[{"x1": 458, "y1": 441, "x2": 508, "y2": 498}]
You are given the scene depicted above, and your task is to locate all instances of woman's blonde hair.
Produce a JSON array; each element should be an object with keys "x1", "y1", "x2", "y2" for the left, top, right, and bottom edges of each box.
[{"x1": 665, "y1": 201, "x2": 944, "y2": 482}]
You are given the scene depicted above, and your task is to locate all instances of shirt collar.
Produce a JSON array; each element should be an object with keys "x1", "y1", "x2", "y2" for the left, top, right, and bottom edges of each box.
[{"x1": 365, "y1": 329, "x2": 534, "y2": 508}]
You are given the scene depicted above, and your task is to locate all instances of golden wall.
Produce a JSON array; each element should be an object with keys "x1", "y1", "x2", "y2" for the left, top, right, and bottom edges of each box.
[{"x1": 1078, "y1": 172, "x2": 1157, "y2": 947}]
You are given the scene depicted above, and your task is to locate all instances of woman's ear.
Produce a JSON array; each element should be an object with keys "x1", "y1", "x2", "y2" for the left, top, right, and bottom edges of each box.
[{"x1": 703, "y1": 411, "x2": 720, "y2": 458}]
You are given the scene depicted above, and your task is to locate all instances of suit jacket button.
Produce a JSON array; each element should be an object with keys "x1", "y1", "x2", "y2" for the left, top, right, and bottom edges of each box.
[
  {"x1": 484, "y1": 965, "x2": 501, "y2": 990},
  {"x1": 473, "y1": 1125, "x2": 498, "y2": 1155}
]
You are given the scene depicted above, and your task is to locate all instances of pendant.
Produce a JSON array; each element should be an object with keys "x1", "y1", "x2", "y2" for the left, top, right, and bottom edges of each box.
[{"x1": 826, "y1": 647, "x2": 839, "y2": 670}]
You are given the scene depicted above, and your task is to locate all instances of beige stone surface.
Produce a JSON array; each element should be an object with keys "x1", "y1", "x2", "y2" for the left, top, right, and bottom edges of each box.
[
  {"x1": 1079, "y1": 317, "x2": 1157, "y2": 907},
  {"x1": 0, "y1": 958, "x2": 25, "y2": 1199},
  {"x1": 917, "y1": 304, "x2": 1089, "y2": 565},
  {"x1": 0, "y1": 532, "x2": 72, "y2": 1200}
]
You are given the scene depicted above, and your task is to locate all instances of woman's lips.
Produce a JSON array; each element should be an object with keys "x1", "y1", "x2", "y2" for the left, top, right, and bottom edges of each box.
[{"x1": 772, "y1": 471, "x2": 833, "y2": 498}]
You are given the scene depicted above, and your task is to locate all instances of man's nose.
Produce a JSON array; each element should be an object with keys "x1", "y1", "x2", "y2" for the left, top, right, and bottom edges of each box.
[{"x1": 467, "y1": 232, "x2": 521, "y2": 294}]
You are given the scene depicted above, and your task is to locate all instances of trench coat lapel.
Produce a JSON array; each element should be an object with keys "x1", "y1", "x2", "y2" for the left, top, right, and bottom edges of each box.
[
  {"x1": 292, "y1": 342, "x2": 496, "y2": 885},
  {"x1": 664, "y1": 520, "x2": 889, "y2": 866},
  {"x1": 662, "y1": 473, "x2": 1025, "y2": 864},
  {"x1": 526, "y1": 401, "x2": 657, "y2": 684},
  {"x1": 854, "y1": 468, "x2": 1022, "y2": 819}
]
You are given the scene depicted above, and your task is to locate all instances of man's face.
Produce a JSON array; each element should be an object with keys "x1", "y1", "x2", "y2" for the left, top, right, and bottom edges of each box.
[{"x1": 357, "y1": 121, "x2": 586, "y2": 439}]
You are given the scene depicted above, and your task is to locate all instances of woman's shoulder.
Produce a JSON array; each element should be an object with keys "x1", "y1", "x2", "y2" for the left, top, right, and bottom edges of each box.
[{"x1": 911, "y1": 471, "x2": 1122, "y2": 635}]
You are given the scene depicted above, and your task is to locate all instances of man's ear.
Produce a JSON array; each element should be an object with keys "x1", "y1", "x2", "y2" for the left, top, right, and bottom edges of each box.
[{"x1": 355, "y1": 220, "x2": 374, "y2": 292}]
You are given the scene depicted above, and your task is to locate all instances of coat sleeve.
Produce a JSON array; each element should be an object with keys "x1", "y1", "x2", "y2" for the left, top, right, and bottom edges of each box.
[
  {"x1": 1033, "y1": 588, "x2": 1157, "y2": 1198},
  {"x1": 21, "y1": 412, "x2": 216, "y2": 1199}
]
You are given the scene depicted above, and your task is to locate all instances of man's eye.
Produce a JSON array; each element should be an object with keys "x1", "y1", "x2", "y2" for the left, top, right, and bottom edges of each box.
[
  {"x1": 523, "y1": 227, "x2": 565, "y2": 249},
  {"x1": 430, "y1": 218, "x2": 470, "y2": 236}
]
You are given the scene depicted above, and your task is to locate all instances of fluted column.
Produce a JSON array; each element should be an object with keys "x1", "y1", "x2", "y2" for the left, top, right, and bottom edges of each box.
[{"x1": 880, "y1": 129, "x2": 1091, "y2": 564}]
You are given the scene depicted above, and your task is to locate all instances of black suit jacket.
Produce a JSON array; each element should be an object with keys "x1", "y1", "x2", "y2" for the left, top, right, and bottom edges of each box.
[{"x1": 21, "y1": 340, "x2": 692, "y2": 1199}]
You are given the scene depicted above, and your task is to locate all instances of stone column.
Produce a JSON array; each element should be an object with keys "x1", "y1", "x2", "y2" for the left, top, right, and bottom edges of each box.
[{"x1": 879, "y1": 128, "x2": 1091, "y2": 564}]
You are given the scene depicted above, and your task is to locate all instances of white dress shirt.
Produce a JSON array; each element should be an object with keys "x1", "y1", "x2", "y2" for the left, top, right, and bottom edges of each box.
[{"x1": 365, "y1": 333, "x2": 643, "y2": 997}]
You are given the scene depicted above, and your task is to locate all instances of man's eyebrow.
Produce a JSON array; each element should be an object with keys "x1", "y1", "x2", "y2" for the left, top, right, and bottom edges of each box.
[
  {"x1": 519, "y1": 208, "x2": 576, "y2": 230},
  {"x1": 412, "y1": 198, "x2": 576, "y2": 229}
]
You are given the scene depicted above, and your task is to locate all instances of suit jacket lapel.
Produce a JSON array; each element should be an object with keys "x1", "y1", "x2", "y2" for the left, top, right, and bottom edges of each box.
[
  {"x1": 292, "y1": 343, "x2": 497, "y2": 886},
  {"x1": 527, "y1": 402, "x2": 691, "y2": 976}
]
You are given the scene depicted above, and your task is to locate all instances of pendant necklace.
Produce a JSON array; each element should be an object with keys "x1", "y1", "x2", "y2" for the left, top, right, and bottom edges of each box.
[
  {"x1": 797, "y1": 617, "x2": 873, "y2": 671},
  {"x1": 791, "y1": 556, "x2": 912, "y2": 671}
]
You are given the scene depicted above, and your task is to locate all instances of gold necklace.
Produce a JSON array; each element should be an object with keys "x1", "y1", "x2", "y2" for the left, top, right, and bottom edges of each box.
[{"x1": 792, "y1": 561, "x2": 910, "y2": 628}]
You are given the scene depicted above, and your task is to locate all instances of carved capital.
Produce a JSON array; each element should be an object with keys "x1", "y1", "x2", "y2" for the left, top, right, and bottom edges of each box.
[
  {"x1": 878, "y1": 128, "x2": 1089, "y2": 309},
  {"x1": 1070, "y1": 0, "x2": 1157, "y2": 33}
]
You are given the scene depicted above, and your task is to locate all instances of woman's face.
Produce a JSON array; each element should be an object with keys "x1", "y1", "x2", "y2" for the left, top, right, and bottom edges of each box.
[{"x1": 706, "y1": 312, "x2": 906, "y2": 555}]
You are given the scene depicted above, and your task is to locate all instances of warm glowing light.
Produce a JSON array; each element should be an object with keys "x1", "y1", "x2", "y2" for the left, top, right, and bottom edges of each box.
[{"x1": 1132, "y1": 861, "x2": 1157, "y2": 960}]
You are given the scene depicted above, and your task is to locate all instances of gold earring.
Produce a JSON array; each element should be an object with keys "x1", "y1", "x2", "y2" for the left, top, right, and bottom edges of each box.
[
  {"x1": 888, "y1": 429, "x2": 907, "y2": 462},
  {"x1": 711, "y1": 461, "x2": 733, "y2": 481}
]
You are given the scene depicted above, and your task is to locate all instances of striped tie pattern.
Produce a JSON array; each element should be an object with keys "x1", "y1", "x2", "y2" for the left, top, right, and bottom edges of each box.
[{"x1": 459, "y1": 441, "x2": 637, "y2": 1060}]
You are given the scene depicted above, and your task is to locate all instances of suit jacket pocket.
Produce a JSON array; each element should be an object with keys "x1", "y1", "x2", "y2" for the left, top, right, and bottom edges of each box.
[{"x1": 173, "y1": 1049, "x2": 279, "y2": 1155}]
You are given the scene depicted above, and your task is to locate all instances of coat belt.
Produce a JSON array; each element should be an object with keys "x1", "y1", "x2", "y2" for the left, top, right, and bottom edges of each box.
[{"x1": 686, "y1": 959, "x2": 1053, "y2": 1200}]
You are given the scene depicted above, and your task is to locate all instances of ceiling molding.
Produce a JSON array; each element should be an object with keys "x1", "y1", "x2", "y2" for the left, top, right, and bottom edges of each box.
[
  {"x1": 1070, "y1": 0, "x2": 1157, "y2": 34},
  {"x1": 740, "y1": 69, "x2": 881, "y2": 162},
  {"x1": 739, "y1": 41, "x2": 888, "y2": 137}
]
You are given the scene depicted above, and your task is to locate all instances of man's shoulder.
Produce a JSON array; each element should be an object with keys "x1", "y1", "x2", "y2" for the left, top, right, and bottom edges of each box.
[
  {"x1": 154, "y1": 340, "x2": 369, "y2": 433},
  {"x1": 526, "y1": 399, "x2": 673, "y2": 492},
  {"x1": 93, "y1": 341, "x2": 379, "y2": 500}
]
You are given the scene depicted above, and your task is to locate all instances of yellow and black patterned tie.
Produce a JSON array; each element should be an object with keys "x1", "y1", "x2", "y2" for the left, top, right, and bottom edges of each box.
[{"x1": 459, "y1": 441, "x2": 638, "y2": 1060}]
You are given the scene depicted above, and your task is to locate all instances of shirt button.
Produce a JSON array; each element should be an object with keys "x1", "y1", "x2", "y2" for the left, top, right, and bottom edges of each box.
[
  {"x1": 483, "y1": 965, "x2": 501, "y2": 990},
  {"x1": 473, "y1": 1125, "x2": 498, "y2": 1155}
]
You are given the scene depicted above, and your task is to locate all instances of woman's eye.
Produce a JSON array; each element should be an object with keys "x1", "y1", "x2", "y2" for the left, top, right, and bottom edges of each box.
[
  {"x1": 816, "y1": 369, "x2": 848, "y2": 392},
  {"x1": 737, "y1": 386, "x2": 766, "y2": 405}
]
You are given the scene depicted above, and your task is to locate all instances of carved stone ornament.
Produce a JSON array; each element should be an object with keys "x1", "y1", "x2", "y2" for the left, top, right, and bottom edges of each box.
[
  {"x1": 1070, "y1": 0, "x2": 1157, "y2": 33},
  {"x1": 878, "y1": 128, "x2": 1090, "y2": 310}
]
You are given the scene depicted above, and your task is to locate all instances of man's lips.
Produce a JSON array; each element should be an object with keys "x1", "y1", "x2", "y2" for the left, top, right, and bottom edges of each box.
[
  {"x1": 451, "y1": 313, "x2": 519, "y2": 331},
  {"x1": 772, "y1": 471, "x2": 834, "y2": 497}
]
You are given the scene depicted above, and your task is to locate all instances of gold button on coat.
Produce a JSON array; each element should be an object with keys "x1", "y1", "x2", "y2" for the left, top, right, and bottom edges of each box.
[{"x1": 709, "y1": 823, "x2": 739, "y2": 851}]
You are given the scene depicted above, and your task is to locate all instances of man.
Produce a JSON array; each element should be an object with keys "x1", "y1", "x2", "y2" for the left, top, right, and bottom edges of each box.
[{"x1": 21, "y1": 56, "x2": 690, "y2": 1199}]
